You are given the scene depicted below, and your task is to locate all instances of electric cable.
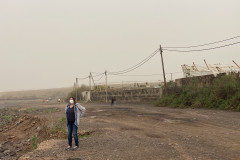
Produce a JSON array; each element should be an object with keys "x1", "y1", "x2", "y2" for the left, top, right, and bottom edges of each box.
[
  {"x1": 163, "y1": 35, "x2": 240, "y2": 49},
  {"x1": 163, "y1": 41, "x2": 240, "y2": 52},
  {"x1": 93, "y1": 73, "x2": 105, "y2": 81},
  {"x1": 77, "y1": 76, "x2": 89, "y2": 80},
  {"x1": 109, "y1": 48, "x2": 159, "y2": 75},
  {"x1": 113, "y1": 74, "x2": 162, "y2": 77}
]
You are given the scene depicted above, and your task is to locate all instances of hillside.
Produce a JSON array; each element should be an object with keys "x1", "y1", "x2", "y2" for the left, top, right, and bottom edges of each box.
[{"x1": 0, "y1": 87, "x2": 72, "y2": 100}]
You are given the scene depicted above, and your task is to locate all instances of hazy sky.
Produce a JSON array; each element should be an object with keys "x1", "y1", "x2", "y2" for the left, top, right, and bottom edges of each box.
[{"x1": 0, "y1": 0, "x2": 239, "y2": 91}]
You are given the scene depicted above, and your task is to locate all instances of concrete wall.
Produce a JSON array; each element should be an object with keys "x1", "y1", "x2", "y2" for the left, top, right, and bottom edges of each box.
[
  {"x1": 175, "y1": 74, "x2": 216, "y2": 87},
  {"x1": 175, "y1": 73, "x2": 239, "y2": 88},
  {"x1": 91, "y1": 73, "x2": 239, "y2": 103},
  {"x1": 91, "y1": 88, "x2": 162, "y2": 103}
]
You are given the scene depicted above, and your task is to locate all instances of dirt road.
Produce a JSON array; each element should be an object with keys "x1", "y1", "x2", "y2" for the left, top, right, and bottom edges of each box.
[{"x1": 1, "y1": 101, "x2": 240, "y2": 160}]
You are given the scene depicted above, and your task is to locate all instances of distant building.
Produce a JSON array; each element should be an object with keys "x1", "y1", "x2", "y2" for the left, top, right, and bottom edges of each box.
[
  {"x1": 81, "y1": 91, "x2": 91, "y2": 101},
  {"x1": 181, "y1": 64, "x2": 240, "y2": 77}
]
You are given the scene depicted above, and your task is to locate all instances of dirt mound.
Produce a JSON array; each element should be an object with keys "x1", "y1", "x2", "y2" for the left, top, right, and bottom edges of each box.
[
  {"x1": 0, "y1": 115, "x2": 51, "y2": 160},
  {"x1": 0, "y1": 113, "x2": 94, "y2": 160},
  {"x1": 1, "y1": 115, "x2": 50, "y2": 140}
]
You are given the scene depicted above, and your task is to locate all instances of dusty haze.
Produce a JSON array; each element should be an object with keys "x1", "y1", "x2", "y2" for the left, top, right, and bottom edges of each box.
[{"x1": 0, "y1": 0, "x2": 239, "y2": 91}]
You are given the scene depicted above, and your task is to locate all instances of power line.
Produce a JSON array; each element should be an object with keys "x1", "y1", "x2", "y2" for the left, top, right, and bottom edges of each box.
[
  {"x1": 163, "y1": 41, "x2": 240, "y2": 52},
  {"x1": 109, "y1": 48, "x2": 159, "y2": 75},
  {"x1": 77, "y1": 76, "x2": 89, "y2": 80},
  {"x1": 113, "y1": 74, "x2": 163, "y2": 77},
  {"x1": 163, "y1": 35, "x2": 240, "y2": 49},
  {"x1": 91, "y1": 72, "x2": 104, "y2": 76},
  {"x1": 92, "y1": 73, "x2": 104, "y2": 78},
  {"x1": 110, "y1": 72, "x2": 182, "y2": 77},
  {"x1": 93, "y1": 73, "x2": 105, "y2": 81},
  {"x1": 109, "y1": 50, "x2": 159, "y2": 75},
  {"x1": 76, "y1": 49, "x2": 160, "y2": 80},
  {"x1": 78, "y1": 72, "x2": 104, "y2": 80},
  {"x1": 76, "y1": 38, "x2": 239, "y2": 82}
]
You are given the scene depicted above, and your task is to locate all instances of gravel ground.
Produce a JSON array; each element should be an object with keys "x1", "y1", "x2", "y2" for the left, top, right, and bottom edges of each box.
[{"x1": 1, "y1": 101, "x2": 240, "y2": 160}]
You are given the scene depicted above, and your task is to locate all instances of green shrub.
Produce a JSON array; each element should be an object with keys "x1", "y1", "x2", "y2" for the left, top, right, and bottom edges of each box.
[
  {"x1": 2, "y1": 115, "x2": 12, "y2": 122},
  {"x1": 155, "y1": 74, "x2": 240, "y2": 111},
  {"x1": 67, "y1": 85, "x2": 89, "y2": 101},
  {"x1": 51, "y1": 117, "x2": 67, "y2": 135},
  {"x1": 31, "y1": 135, "x2": 40, "y2": 150}
]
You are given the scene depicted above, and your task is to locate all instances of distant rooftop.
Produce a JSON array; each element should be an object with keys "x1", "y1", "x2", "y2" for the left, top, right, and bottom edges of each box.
[{"x1": 181, "y1": 63, "x2": 240, "y2": 77}]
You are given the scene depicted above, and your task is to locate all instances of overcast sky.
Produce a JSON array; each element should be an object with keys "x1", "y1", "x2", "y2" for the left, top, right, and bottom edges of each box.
[{"x1": 0, "y1": 0, "x2": 239, "y2": 91}]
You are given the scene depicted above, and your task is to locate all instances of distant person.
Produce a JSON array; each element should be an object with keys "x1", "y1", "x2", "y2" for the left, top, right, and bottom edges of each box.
[
  {"x1": 65, "y1": 97, "x2": 86, "y2": 150},
  {"x1": 111, "y1": 97, "x2": 114, "y2": 106},
  {"x1": 113, "y1": 97, "x2": 116, "y2": 105}
]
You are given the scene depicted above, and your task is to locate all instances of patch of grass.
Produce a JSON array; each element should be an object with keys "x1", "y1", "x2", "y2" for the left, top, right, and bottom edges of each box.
[
  {"x1": 2, "y1": 115, "x2": 13, "y2": 122},
  {"x1": 31, "y1": 135, "x2": 40, "y2": 150},
  {"x1": 60, "y1": 117, "x2": 66, "y2": 124},
  {"x1": 32, "y1": 142, "x2": 38, "y2": 150},
  {"x1": 27, "y1": 108, "x2": 38, "y2": 112},
  {"x1": 50, "y1": 127, "x2": 58, "y2": 134},
  {"x1": 155, "y1": 74, "x2": 240, "y2": 111},
  {"x1": 78, "y1": 134, "x2": 92, "y2": 139},
  {"x1": 51, "y1": 117, "x2": 67, "y2": 135},
  {"x1": 47, "y1": 108, "x2": 59, "y2": 113},
  {"x1": 61, "y1": 128, "x2": 67, "y2": 134}
]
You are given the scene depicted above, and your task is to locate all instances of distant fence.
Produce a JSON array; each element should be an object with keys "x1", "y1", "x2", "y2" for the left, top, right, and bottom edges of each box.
[
  {"x1": 90, "y1": 73, "x2": 240, "y2": 103},
  {"x1": 90, "y1": 88, "x2": 162, "y2": 103}
]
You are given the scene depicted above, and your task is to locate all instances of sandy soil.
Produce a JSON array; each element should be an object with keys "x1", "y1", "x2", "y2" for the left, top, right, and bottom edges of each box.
[{"x1": 0, "y1": 101, "x2": 240, "y2": 160}]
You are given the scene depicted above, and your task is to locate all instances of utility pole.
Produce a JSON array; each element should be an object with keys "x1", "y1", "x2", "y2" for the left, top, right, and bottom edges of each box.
[
  {"x1": 170, "y1": 73, "x2": 173, "y2": 81},
  {"x1": 160, "y1": 45, "x2": 167, "y2": 90},
  {"x1": 204, "y1": 59, "x2": 210, "y2": 70},
  {"x1": 105, "y1": 70, "x2": 108, "y2": 103},
  {"x1": 73, "y1": 82, "x2": 76, "y2": 91},
  {"x1": 233, "y1": 60, "x2": 240, "y2": 68},
  {"x1": 90, "y1": 72, "x2": 96, "y2": 89},
  {"x1": 75, "y1": 77, "x2": 78, "y2": 101},
  {"x1": 89, "y1": 73, "x2": 92, "y2": 91}
]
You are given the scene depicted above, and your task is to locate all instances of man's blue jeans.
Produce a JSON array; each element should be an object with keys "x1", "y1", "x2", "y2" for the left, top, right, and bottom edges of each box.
[{"x1": 67, "y1": 122, "x2": 79, "y2": 147}]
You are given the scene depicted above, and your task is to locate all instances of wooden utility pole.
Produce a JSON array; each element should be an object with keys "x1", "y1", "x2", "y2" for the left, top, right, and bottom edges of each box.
[
  {"x1": 204, "y1": 59, "x2": 210, "y2": 70},
  {"x1": 90, "y1": 72, "x2": 96, "y2": 89},
  {"x1": 160, "y1": 45, "x2": 167, "y2": 90},
  {"x1": 89, "y1": 73, "x2": 92, "y2": 91},
  {"x1": 232, "y1": 60, "x2": 240, "y2": 68},
  {"x1": 73, "y1": 82, "x2": 76, "y2": 91},
  {"x1": 75, "y1": 78, "x2": 78, "y2": 101},
  {"x1": 105, "y1": 70, "x2": 108, "y2": 103}
]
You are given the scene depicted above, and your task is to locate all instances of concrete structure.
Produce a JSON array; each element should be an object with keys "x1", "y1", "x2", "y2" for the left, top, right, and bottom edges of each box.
[
  {"x1": 91, "y1": 88, "x2": 162, "y2": 103},
  {"x1": 175, "y1": 74, "x2": 216, "y2": 87},
  {"x1": 182, "y1": 64, "x2": 240, "y2": 77},
  {"x1": 81, "y1": 91, "x2": 91, "y2": 101}
]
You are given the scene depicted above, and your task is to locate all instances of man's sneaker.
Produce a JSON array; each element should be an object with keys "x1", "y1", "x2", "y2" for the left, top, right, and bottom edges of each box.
[
  {"x1": 65, "y1": 146, "x2": 72, "y2": 150},
  {"x1": 71, "y1": 146, "x2": 79, "y2": 150}
]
